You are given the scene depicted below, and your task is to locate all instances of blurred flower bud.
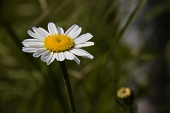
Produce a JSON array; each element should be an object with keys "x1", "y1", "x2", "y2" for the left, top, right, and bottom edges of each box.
[
  {"x1": 117, "y1": 87, "x2": 132, "y2": 99},
  {"x1": 116, "y1": 87, "x2": 134, "y2": 107}
]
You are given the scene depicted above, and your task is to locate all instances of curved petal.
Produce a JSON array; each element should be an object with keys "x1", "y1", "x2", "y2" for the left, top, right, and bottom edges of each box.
[
  {"x1": 57, "y1": 27, "x2": 64, "y2": 35},
  {"x1": 23, "y1": 45, "x2": 44, "y2": 48},
  {"x1": 70, "y1": 27, "x2": 82, "y2": 39},
  {"x1": 38, "y1": 27, "x2": 49, "y2": 36},
  {"x1": 22, "y1": 41, "x2": 43, "y2": 44},
  {"x1": 64, "y1": 51, "x2": 74, "y2": 60},
  {"x1": 64, "y1": 24, "x2": 77, "y2": 35},
  {"x1": 74, "y1": 42, "x2": 94, "y2": 48},
  {"x1": 46, "y1": 53, "x2": 57, "y2": 65},
  {"x1": 48, "y1": 22, "x2": 58, "y2": 35},
  {"x1": 27, "y1": 30, "x2": 44, "y2": 39},
  {"x1": 23, "y1": 42, "x2": 44, "y2": 48},
  {"x1": 32, "y1": 27, "x2": 48, "y2": 37},
  {"x1": 33, "y1": 48, "x2": 47, "y2": 57},
  {"x1": 22, "y1": 47, "x2": 38, "y2": 53},
  {"x1": 70, "y1": 49, "x2": 93, "y2": 59},
  {"x1": 55, "y1": 53, "x2": 60, "y2": 61},
  {"x1": 65, "y1": 25, "x2": 82, "y2": 39},
  {"x1": 44, "y1": 52, "x2": 53, "y2": 63},
  {"x1": 72, "y1": 54, "x2": 80, "y2": 65},
  {"x1": 22, "y1": 38, "x2": 43, "y2": 42},
  {"x1": 41, "y1": 51, "x2": 51, "y2": 62},
  {"x1": 58, "y1": 52, "x2": 65, "y2": 61},
  {"x1": 74, "y1": 33, "x2": 93, "y2": 44}
]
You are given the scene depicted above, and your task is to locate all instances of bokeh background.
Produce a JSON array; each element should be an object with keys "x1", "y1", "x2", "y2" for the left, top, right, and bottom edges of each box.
[{"x1": 0, "y1": 0, "x2": 170, "y2": 113}]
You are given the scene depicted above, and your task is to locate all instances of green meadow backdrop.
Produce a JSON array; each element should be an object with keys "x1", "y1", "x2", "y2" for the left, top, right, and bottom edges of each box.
[{"x1": 0, "y1": 0, "x2": 170, "y2": 113}]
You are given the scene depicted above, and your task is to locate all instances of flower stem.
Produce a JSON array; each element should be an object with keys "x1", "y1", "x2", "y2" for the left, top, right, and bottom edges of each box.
[
  {"x1": 59, "y1": 61, "x2": 76, "y2": 113},
  {"x1": 128, "y1": 106, "x2": 133, "y2": 113},
  {"x1": 104, "y1": 0, "x2": 147, "y2": 62}
]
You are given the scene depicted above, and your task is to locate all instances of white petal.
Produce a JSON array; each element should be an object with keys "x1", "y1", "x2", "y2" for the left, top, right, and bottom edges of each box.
[
  {"x1": 74, "y1": 42, "x2": 94, "y2": 48},
  {"x1": 70, "y1": 27, "x2": 82, "y2": 39},
  {"x1": 33, "y1": 48, "x2": 47, "y2": 57},
  {"x1": 22, "y1": 41, "x2": 43, "y2": 45},
  {"x1": 64, "y1": 24, "x2": 77, "y2": 35},
  {"x1": 27, "y1": 30, "x2": 44, "y2": 39},
  {"x1": 23, "y1": 45, "x2": 44, "y2": 48},
  {"x1": 74, "y1": 33, "x2": 93, "y2": 44},
  {"x1": 23, "y1": 42, "x2": 44, "y2": 48},
  {"x1": 41, "y1": 51, "x2": 51, "y2": 62},
  {"x1": 22, "y1": 38, "x2": 43, "y2": 42},
  {"x1": 58, "y1": 52, "x2": 65, "y2": 61},
  {"x1": 32, "y1": 27, "x2": 47, "y2": 37},
  {"x1": 22, "y1": 47, "x2": 37, "y2": 53},
  {"x1": 56, "y1": 53, "x2": 60, "y2": 61},
  {"x1": 57, "y1": 27, "x2": 64, "y2": 35},
  {"x1": 46, "y1": 53, "x2": 57, "y2": 65},
  {"x1": 64, "y1": 51, "x2": 74, "y2": 60},
  {"x1": 70, "y1": 49, "x2": 93, "y2": 59},
  {"x1": 44, "y1": 52, "x2": 53, "y2": 63},
  {"x1": 48, "y1": 22, "x2": 58, "y2": 35},
  {"x1": 72, "y1": 54, "x2": 80, "y2": 65},
  {"x1": 38, "y1": 27, "x2": 49, "y2": 36},
  {"x1": 65, "y1": 24, "x2": 78, "y2": 35},
  {"x1": 65, "y1": 25, "x2": 82, "y2": 39}
]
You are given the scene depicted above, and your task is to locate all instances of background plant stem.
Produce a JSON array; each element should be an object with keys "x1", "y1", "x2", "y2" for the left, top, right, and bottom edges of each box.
[{"x1": 107, "y1": 0, "x2": 148, "y2": 60}]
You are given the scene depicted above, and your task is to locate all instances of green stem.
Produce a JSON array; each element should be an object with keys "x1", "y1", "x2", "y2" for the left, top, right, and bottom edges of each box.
[
  {"x1": 97, "y1": 0, "x2": 148, "y2": 73},
  {"x1": 106, "y1": 0, "x2": 148, "y2": 60},
  {"x1": 128, "y1": 106, "x2": 133, "y2": 113},
  {"x1": 120, "y1": 1, "x2": 146, "y2": 39},
  {"x1": 59, "y1": 61, "x2": 76, "y2": 113}
]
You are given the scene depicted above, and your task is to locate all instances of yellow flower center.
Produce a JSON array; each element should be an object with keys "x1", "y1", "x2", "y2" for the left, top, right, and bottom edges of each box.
[
  {"x1": 44, "y1": 35, "x2": 74, "y2": 52},
  {"x1": 117, "y1": 87, "x2": 131, "y2": 99}
]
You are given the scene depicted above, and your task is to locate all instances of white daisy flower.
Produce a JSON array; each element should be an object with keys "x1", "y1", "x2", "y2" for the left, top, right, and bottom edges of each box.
[{"x1": 22, "y1": 22, "x2": 94, "y2": 65}]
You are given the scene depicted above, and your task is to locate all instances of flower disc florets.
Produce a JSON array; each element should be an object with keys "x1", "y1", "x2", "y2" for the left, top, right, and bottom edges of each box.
[{"x1": 44, "y1": 35, "x2": 74, "y2": 52}]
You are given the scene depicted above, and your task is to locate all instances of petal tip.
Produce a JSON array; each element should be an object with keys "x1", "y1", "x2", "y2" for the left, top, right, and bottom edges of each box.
[{"x1": 32, "y1": 27, "x2": 36, "y2": 29}]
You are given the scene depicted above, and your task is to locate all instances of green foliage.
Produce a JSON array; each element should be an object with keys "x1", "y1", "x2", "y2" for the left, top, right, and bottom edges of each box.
[{"x1": 1, "y1": 0, "x2": 169, "y2": 113}]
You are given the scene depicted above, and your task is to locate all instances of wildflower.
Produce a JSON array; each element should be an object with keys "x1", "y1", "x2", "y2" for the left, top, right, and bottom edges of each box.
[
  {"x1": 117, "y1": 87, "x2": 132, "y2": 99},
  {"x1": 22, "y1": 22, "x2": 94, "y2": 65},
  {"x1": 116, "y1": 87, "x2": 134, "y2": 107}
]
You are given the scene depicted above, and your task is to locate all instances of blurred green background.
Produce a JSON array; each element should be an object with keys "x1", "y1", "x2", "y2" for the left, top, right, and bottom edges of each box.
[{"x1": 0, "y1": 0, "x2": 170, "y2": 113}]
